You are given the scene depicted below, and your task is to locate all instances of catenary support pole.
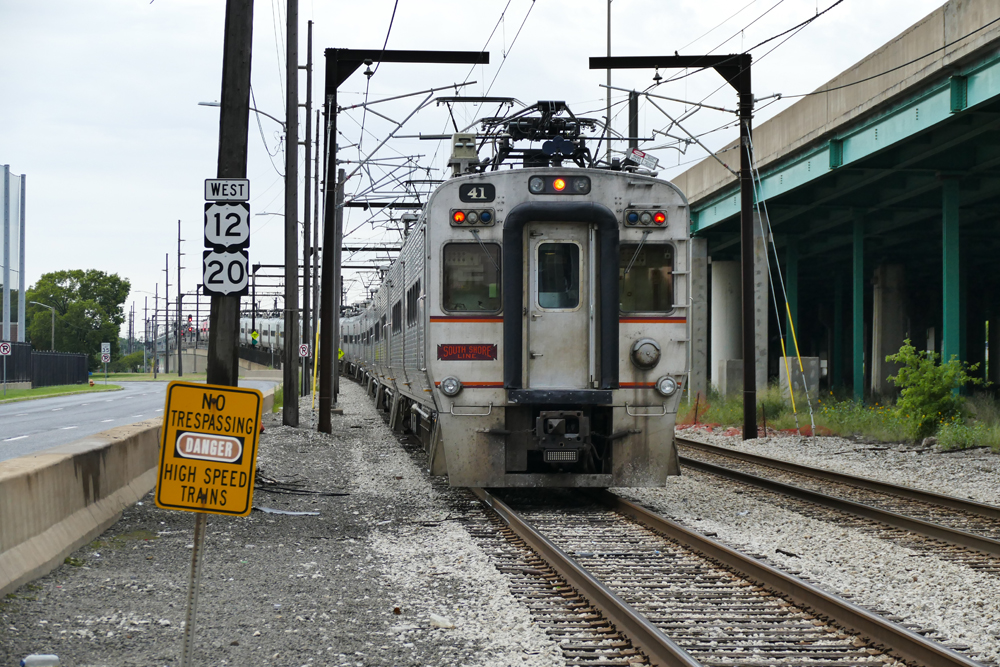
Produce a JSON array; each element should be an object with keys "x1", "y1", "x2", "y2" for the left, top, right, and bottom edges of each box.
[
  {"x1": 283, "y1": 0, "x2": 300, "y2": 425},
  {"x1": 300, "y1": 19, "x2": 313, "y2": 398},
  {"x1": 587, "y1": 52, "x2": 756, "y2": 439},
  {"x1": 312, "y1": 109, "x2": 321, "y2": 366},
  {"x1": 333, "y1": 168, "x2": 344, "y2": 401},
  {"x1": 737, "y1": 62, "x2": 756, "y2": 440}
]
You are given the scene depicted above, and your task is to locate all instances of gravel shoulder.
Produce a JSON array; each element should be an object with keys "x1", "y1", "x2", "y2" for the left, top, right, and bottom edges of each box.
[{"x1": 1, "y1": 382, "x2": 562, "y2": 667}]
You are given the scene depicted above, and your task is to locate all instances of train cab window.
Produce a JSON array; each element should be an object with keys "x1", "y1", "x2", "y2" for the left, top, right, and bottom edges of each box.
[
  {"x1": 443, "y1": 243, "x2": 501, "y2": 312},
  {"x1": 619, "y1": 244, "x2": 674, "y2": 312},
  {"x1": 537, "y1": 243, "x2": 580, "y2": 309}
]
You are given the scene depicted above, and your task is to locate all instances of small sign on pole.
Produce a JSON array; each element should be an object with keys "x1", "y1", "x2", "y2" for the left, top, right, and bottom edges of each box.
[
  {"x1": 299, "y1": 343, "x2": 310, "y2": 358},
  {"x1": 156, "y1": 381, "x2": 263, "y2": 667},
  {"x1": 0, "y1": 342, "x2": 10, "y2": 397},
  {"x1": 101, "y1": 350, "x2": 110, "y2": 383}
]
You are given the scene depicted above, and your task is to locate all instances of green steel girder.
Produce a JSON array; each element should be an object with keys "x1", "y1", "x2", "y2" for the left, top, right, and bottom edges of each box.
[{"x1": 691, "y1": 48, "x2": 1000, "y2": 233}]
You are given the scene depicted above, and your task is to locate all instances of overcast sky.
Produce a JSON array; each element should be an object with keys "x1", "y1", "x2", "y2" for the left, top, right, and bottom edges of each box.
[{"x1": 0, "y1": 0, "x2": 949, "y2": 336}]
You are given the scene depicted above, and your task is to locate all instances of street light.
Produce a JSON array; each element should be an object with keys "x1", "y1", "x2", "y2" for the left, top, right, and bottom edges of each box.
[
  {"x1": 198, "y1": 101, "x2": 286, "y2": 131},
  {"x1": 29, "y1": 301, "x2": 56, "y2": 351}
]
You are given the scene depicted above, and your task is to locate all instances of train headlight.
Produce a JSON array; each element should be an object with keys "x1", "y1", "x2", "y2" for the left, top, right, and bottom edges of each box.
[
  {"x1": 552, "y1": 177, "x2": 567, "y2": 191},
  {"x1": 626, "y1": 212, "x2": 639, "y2": 225},
  {"x1": 639, "y1": 212, "x2": 653, "y2": 225},
  {"x1": 480, "y1": 210, "x2": 493, "y2": 223},
  {"x1": 572, "y1": 177, "x2": 590, "y2": 193},
  {"x1": 528, "y1": 176, "x2": 545, "y2": 194},
  {"x1": 655, "y1": 375, "x2": 678, "y2": 397},
  {"x1": 453, "y1": 210, "x2": 466, "y2": 224},
  {"x1": 653, "y1": 211, "x2": 666, "y2": 225},
  {"x1": 466, "y1": 211, "x2": 480, "y2": 224},
  {"x1": 630, "y1": 338, "x2": 661, "y2": 370},
  {"x1": 440, "y1": 376, "x2": 463, "y2": 397}
]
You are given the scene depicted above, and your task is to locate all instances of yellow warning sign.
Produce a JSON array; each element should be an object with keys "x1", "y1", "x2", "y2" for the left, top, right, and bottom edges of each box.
[{"x1": 155, "y1": 381, "x2": 262, "y2": 516}]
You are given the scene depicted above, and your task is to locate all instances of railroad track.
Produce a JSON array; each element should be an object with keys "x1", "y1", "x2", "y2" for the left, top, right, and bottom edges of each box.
[
  {"x1": 676, "y1": 437, "x2": 1000, "y2": 570},
  {"x1": 467, "y1": 487, "x2": 985, "y2": 667}
]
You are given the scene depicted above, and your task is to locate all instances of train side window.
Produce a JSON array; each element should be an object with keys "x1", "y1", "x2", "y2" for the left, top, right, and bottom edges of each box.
[
  {"x1": 443, "y1": 243, "x2": 501, "y2": 312},
  {"x1": 391, "y1": 300, "x2": 402, "y2": 333},
  {"x1": 537, "y1": 242, "x2": 580, "y2": 309},
  {"x1": 619, "y1": 243, "x2": 674, "y2": 312},
  {"x1": 406, "y1": 280, "x2": 421, "y2": 327}
]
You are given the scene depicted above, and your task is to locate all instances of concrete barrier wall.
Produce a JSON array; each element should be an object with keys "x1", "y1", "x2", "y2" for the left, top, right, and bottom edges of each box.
[{"x1": 0, "y1": 387, "x2": 274, "y2": 598}]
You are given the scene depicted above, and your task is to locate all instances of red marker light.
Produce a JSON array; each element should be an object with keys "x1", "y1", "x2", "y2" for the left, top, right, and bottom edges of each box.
[
  {"x1": 653, "y1": 211, "x2": 666, "y2": 224},
  {"x1": 552, "y1": 178, "x2": 567, "y2": 191},
  {"x1": 453, "y1": 210, "x2": 466, "y2": 223}
]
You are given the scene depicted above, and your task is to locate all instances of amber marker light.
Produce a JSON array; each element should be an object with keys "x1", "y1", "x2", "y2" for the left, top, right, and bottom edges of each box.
[
  {"x1": 653, "y1": 211, "x2": 666, "y2": 224},
  {"x1": 453, "y1": 210, "x2": 466, "y2": 223},
  {"x1": 552, "y1": 178, "x2": 567, "y2": 191}
]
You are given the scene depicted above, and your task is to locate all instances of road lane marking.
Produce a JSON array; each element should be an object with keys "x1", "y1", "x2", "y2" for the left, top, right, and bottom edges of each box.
[
  {"x1": 156, "y1": 408, "x2": 163, "y2": 412},
  {"x1": 16, "y1": 413, "x2": 28, "y2": 416},
  {"x1": 61, "y1": 426, "x2": 78, "y2": 430},
  {"x1": 132, "y1": 415, "x2": 144, "y2": 418},
  {"x1": 101, "y1": 419, "x2": 114, "y2": 423},
  {"x1": 3, "y1": 435, "x2": 28, "y2": 442},
  {"x1": 52, "y1": 408, "x2": 63, "y2": 411},
  {"x1": 81, "y1": 403, "x2": 89, "y2": 406}
]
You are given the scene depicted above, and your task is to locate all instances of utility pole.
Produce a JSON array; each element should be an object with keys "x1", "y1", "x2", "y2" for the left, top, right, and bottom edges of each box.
[
  {"x1": 283, "y1": 0, "x2": 300, "y2": 425},
  {"x1": 153, "y1": 284, "x2": 158, "y2": 379},
  {"x1": 300, "y1": 20, "x2": 313, "y2": 398},
  {"x1": 164, "y1": 253, "x2": 171, "y2": 375},
  {"x1": 206, "y1": 0, "x2": 253, "y2": 389},
  {"x1": 144, "y1": 297, "x2": 148, "y2": 372},
  {"x1": 177, "y1": 219, "x2": 185, "y2": 378}
]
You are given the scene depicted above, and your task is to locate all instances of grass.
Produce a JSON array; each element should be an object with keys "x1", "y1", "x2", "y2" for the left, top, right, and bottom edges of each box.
[
  {"x1": 272, "y1": 384, "x2": 284, "y2": 413},
  {"x1": 0, "y1": 383, "x2": 122, "y2": 403},
  {"x1": 679, "y1": 383, "x2": 1000, "y2": 453},
  {"x1": 99, "y1": 371, "x2": 208, "y2": 382}
]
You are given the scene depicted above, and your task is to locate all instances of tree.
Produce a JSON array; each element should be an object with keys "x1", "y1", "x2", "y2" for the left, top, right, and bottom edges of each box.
[{"x1": 26, "y1": 270, "x2": 131, "y2": 368}]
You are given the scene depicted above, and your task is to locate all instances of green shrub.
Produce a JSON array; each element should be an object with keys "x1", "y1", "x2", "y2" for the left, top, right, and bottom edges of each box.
[
  {"x1": 886, "y1": 339, "x2": 981, "y2": 440},
  {"x1": 272, "y1": 385, "x2": 283, "y2": 413}
]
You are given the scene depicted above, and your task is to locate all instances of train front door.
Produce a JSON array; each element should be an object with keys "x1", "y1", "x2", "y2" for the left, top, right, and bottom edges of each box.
[{"x1": 526, "y1": 222, "x2": 591, "y2": 389}]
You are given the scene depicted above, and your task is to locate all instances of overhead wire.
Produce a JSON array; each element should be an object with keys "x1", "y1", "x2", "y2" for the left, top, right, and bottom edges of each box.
[{"x1": 485, "y1": 0, "x2": 538, "y2": 95}]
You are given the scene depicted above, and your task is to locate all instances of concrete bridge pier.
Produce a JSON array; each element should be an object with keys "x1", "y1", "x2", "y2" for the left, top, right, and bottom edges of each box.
[
  {"x1": 710, "y1": 261, "x2": 741, "y2": 391},
  {"x1": 871, "y1": 264, "x2": 908, "y2": 396}
]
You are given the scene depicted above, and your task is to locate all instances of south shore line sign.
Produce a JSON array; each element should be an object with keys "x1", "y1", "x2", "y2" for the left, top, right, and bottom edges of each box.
[{"x1": 156, "y1": 381, "x2": 262, "y2": 516}]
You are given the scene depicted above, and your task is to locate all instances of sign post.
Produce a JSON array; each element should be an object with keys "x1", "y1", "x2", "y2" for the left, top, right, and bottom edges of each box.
[
  {"x1": 0, "y1": 342, "x2": 10, "y2": 397},
  {"x1": 156, "y1": 380, "x2": 262, "y2": 666},
  {"x1": 101, "y1": 343, "x2": 111, "y2": 384}
]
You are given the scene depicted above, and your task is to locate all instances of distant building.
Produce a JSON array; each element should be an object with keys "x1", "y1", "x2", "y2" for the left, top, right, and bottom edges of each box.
[{"x1": 2, "y1": 165, "x2": 26, "y2": 342}]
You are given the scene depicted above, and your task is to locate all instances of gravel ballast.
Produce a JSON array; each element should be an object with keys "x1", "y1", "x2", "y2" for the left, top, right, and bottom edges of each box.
[
  {"x1": 1, "y1": 383, "x2": 562, "y2": 667},
  {"x1": 4, "y1": 388, "x2": 1000, "y2": 666}
]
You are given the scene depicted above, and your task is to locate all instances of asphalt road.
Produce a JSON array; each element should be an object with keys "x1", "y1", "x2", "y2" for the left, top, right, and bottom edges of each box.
[{"x1": 0, "y1": 380, "x2": 277, "y2": 463}]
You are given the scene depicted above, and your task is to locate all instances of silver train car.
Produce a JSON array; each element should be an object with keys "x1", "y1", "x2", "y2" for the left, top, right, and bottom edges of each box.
[{"x1": 340, "y1": 107, "x2": 691, "y2": 488}]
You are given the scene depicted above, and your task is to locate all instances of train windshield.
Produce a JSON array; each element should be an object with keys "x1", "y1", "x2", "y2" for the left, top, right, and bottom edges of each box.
[
  {"x1": 443, "y1": 242, "x2": 501, "y2": 312},
  {"x1": 619, "y1": 243, "x2": 674, "y2": 312},
  {"x1": 537, "y1": 243, "x2": 580, "y2": 309}
]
